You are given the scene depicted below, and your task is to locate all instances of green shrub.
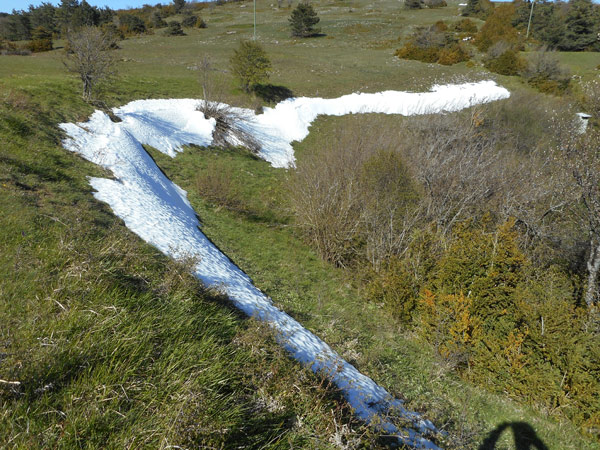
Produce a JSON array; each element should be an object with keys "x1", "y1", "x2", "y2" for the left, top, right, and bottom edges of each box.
[
  {"x1": 26, "y1": 26, "x2": 53, "y2": 53},
  {"x1": 26, "y1": 39, "x2": 52, "y2": 53},
  {"x1": 118, "y1": 13, "x2": 147, "y2": 35},
  {"x1": 395, "y1": 25, "x2": 470, "y2": 65},
  {"x1": 451, "y1": 18, "x2": 478, "y2": 34},
  {"x1": 395, "y1": 42, "x2": 440, "y2": 63},
  {"x1": 437, "y1": 44, "x2": 470, "y2": 65},
  {"x1": 165, "y1": 21, "x2": 185, "y2": 36},
  {"x1": 181, "y1": 14, "x2": 198, "y2": 27},
  {"x1": 151, "y1": 11, "x2": 167, "y2": 28},
  {"x1": 230, "y1": 40, "x2": 271, "y2": 92},
  {"x1": 196, "y1": 17, "x2": 207, "y2": 28},
  {"x1": 484, "y1": 48, "x2": 525, "y2": 76},
  {"x1": 404, "y1": 0, "x2": 423, "y2": 9}
]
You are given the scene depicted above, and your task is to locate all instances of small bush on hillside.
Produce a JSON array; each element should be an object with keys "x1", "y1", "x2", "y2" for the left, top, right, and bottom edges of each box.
[
  {"x1": 521, "y1": 48, "x2": 571, "y2": 95},
  {"x1": 181, "y1": 14, "x2": 197, "y2": 27},
  {"x1": 101, "y1": 23, "x2": 124, "y2": 43},
  {"x1": 484, "y1": 41, "x2": 525, "y2": 76},
  {"x1": 437, "y1": 44, "x2": 471, "y2": 65},
  {"x1": 230, "y1": 40, "x2": 271, "y2": 92},
  {"x1": 289, "y1": 2, "x2": 321, "y2": 37},
  {"x1": 196, "y1": 17, "x2": 207, "y2": 28},
  {"x1": 165, "y1": 21, "x2": 185, "y2": 36},
  {"x1": 119, "y1": 13, "x2": 147, "y2": 35},
  {"x1": 424, "y1": 0, "x2": 447, "y2": 8},
  {"x1": 26, "y1": 26, "x2": 52, "y2": 53},
  {"x1": 395, "y1": 25, "x2": 470, "y2": 65},
  {"x1": 404, "y1": 0, "x2": 424, "y2": 9},
  {"x1": 451, "y1": 18, "x2": 478, "y2": 34},
  {"x1": 151, "y1": 11, "x2": 168, "y2": 28}
]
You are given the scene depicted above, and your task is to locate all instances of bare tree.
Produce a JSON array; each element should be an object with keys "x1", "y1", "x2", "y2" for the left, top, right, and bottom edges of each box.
[
  {"x1": 399, "y1": 110, "x2": 504, "y2": 236},
  {"x1": 65, "y1": 26, "x2": 117, "y2": 102},
  {"x1": 562, "y1": 130, "x2": 600, "y2": 307}
]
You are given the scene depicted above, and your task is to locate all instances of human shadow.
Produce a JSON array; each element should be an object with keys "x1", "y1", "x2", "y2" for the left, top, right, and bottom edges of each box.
[
  {"x1": 479, "y1": 422, "x2": 549, "y2": 450},
  {"x1": 253, "y1": 84, "x2": 294, "y2": 103}
]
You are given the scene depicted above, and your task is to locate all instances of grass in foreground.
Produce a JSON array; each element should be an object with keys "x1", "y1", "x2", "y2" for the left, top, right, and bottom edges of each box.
[{"x1": 0, "y1": 82, "x2": 389, "y2": 449}]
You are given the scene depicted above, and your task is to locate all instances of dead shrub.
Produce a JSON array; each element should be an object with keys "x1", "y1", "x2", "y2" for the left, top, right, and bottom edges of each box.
[
  {"x1": 196, "y1": 55, "x2": 260, "y2": 153},
  {"x1": 521, "y1": 48, "x2": 570, "y2": 95}
]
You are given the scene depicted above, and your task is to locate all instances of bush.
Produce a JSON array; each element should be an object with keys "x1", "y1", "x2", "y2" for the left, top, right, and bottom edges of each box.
[
  {"x1": 521, "y1": 48, "x2": 570, "y2": 95},
  {"x1": 151, "y1": 11, "x2": 167, "y2": 28},
  {"x1": 424, "y1": 0, "x2": 447, "y2": 8},
  {"x1": 484, "y1": 42, "x2": 525, "y2": 76},
  {"x1": 118, "y1": 13, "x2": 147, "y2": 35},
  {"x1": 230, "y1": 40, "x2": 271, "y2": 92},
  {"x1": 404, "y1": 0, "x2": 423, "y2": 9},
  {"x1": 165, "y1": 21, "x2": 185, "y2": 36},
  {"x1": 289, "y1": 2, "x2": 321, "y2": 37},
  {"x1": 395, "y1": 25, "x2": 470, "y2": 65},
  {"x1": 26, "y1": 39, "x2": 52, "y2": 53},
  {"x1": 437, "y1": 44, "x2": 470, "y2": 65},
  {"x1": 181, "y1": 14, "x2": 197, "y2": 27},
  {"x1": 451, "y1": 18, "x2": 478, "y2": 34},
  {"x1": 196, "y1": 17, "x2": 207, "y2": 28}
]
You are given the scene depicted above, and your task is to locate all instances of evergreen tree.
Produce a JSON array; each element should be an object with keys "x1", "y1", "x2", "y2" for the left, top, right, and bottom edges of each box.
[
  {"x1": 166, "y1": 21, "x2": 185, "y2": 36},
  {"x1": 289, "y1": 2, "x2": 320, "y2": 38},
  {"x1": 230, "y1": 40, "x2": 271, "y2": 92},
  {"x1": 28, "y1": 3, "x2": 57, "y2": 34},
  {"x1": 559, "y1": 0, "x2": 597, "y2": 51},
  {"x1": 5, "y1": 11, "x2": 31, "y2": 41}
]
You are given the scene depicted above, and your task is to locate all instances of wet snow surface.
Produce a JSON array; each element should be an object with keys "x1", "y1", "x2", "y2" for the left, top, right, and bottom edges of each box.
[{"x1": 61, "y1": 81, "x2": 510, "y2": 448}]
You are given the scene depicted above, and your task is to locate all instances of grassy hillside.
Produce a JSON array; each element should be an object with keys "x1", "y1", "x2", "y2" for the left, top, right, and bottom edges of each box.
[{"x1": 1, "y1": 0, "x2": 599, "y2": 448}]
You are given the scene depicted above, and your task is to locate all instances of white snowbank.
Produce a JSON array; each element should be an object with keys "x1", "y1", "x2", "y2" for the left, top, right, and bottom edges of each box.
[{"x1": 60, "y1": 81, "x2": 510, "y2": 449}]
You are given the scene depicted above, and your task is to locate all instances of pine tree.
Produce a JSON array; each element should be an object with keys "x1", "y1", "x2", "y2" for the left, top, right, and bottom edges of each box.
[
  {"x1": 230, "y1": 40, "x2": 271, "y2": 92},
  {"x1": 289, "y1": 2, "x2": 320, "y2": 38},
  {"x1": 559, "y1": 0, "x2": 597, "y2": 51}
]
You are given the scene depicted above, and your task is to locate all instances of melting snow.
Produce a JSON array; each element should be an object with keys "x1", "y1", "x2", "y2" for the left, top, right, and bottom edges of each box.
[{"x1": 60, "y1": 81, "x2": 510, "y2": 449}]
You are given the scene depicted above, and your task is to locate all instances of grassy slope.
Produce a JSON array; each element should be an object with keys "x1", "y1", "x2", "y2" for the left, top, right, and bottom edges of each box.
[
  {"x1": 1, "y1": 0, "x2": 598, "y2": 447},
  {"x1": 0, "y1": 55, "x2": 372, "y2": 450}
]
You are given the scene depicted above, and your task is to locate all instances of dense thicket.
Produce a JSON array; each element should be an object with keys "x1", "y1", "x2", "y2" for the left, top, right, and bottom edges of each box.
[{"x1": 289, "y1": 91, "x2": 600, "y2": 435}]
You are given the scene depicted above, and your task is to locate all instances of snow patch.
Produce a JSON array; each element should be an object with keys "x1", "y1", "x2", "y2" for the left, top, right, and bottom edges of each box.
[{"x1": 60, "y1": 81, "x2": 510, "y2": 448}]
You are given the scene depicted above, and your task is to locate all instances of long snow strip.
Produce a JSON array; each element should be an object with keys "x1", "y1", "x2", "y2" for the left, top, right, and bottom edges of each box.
[{"x1": 60, "y1": 81, "x2": 510, "y2": 449}]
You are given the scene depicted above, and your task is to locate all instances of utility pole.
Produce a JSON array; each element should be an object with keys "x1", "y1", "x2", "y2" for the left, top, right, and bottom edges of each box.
[
  {"x1": 526, "y1": 0, "x2": 535, "y2": 39},
  {"x1": 254, "y1": 0, "x2": 256, "y2": 40}
]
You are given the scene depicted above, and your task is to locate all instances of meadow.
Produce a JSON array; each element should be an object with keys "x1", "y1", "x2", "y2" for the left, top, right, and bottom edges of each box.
[{"x1": 1, "y1": 0, "x2": 599, "y2": 448}]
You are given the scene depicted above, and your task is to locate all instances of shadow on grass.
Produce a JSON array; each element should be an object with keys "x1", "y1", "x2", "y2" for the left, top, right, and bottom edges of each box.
[
  {"x1": 479, "y1": 422, "x2": 548, "y2": 450},
  {"x1": 253, "y1": 84, "x2": 294, "y2": 103}
]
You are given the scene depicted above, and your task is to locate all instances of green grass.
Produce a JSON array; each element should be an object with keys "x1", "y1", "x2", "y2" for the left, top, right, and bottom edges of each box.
[
  {"x1": 0, "y1": 63, "x2": 376, "y2": 450},
  {"x1": 1, "y1": 0, "x2": 599, "y2": 447}
]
